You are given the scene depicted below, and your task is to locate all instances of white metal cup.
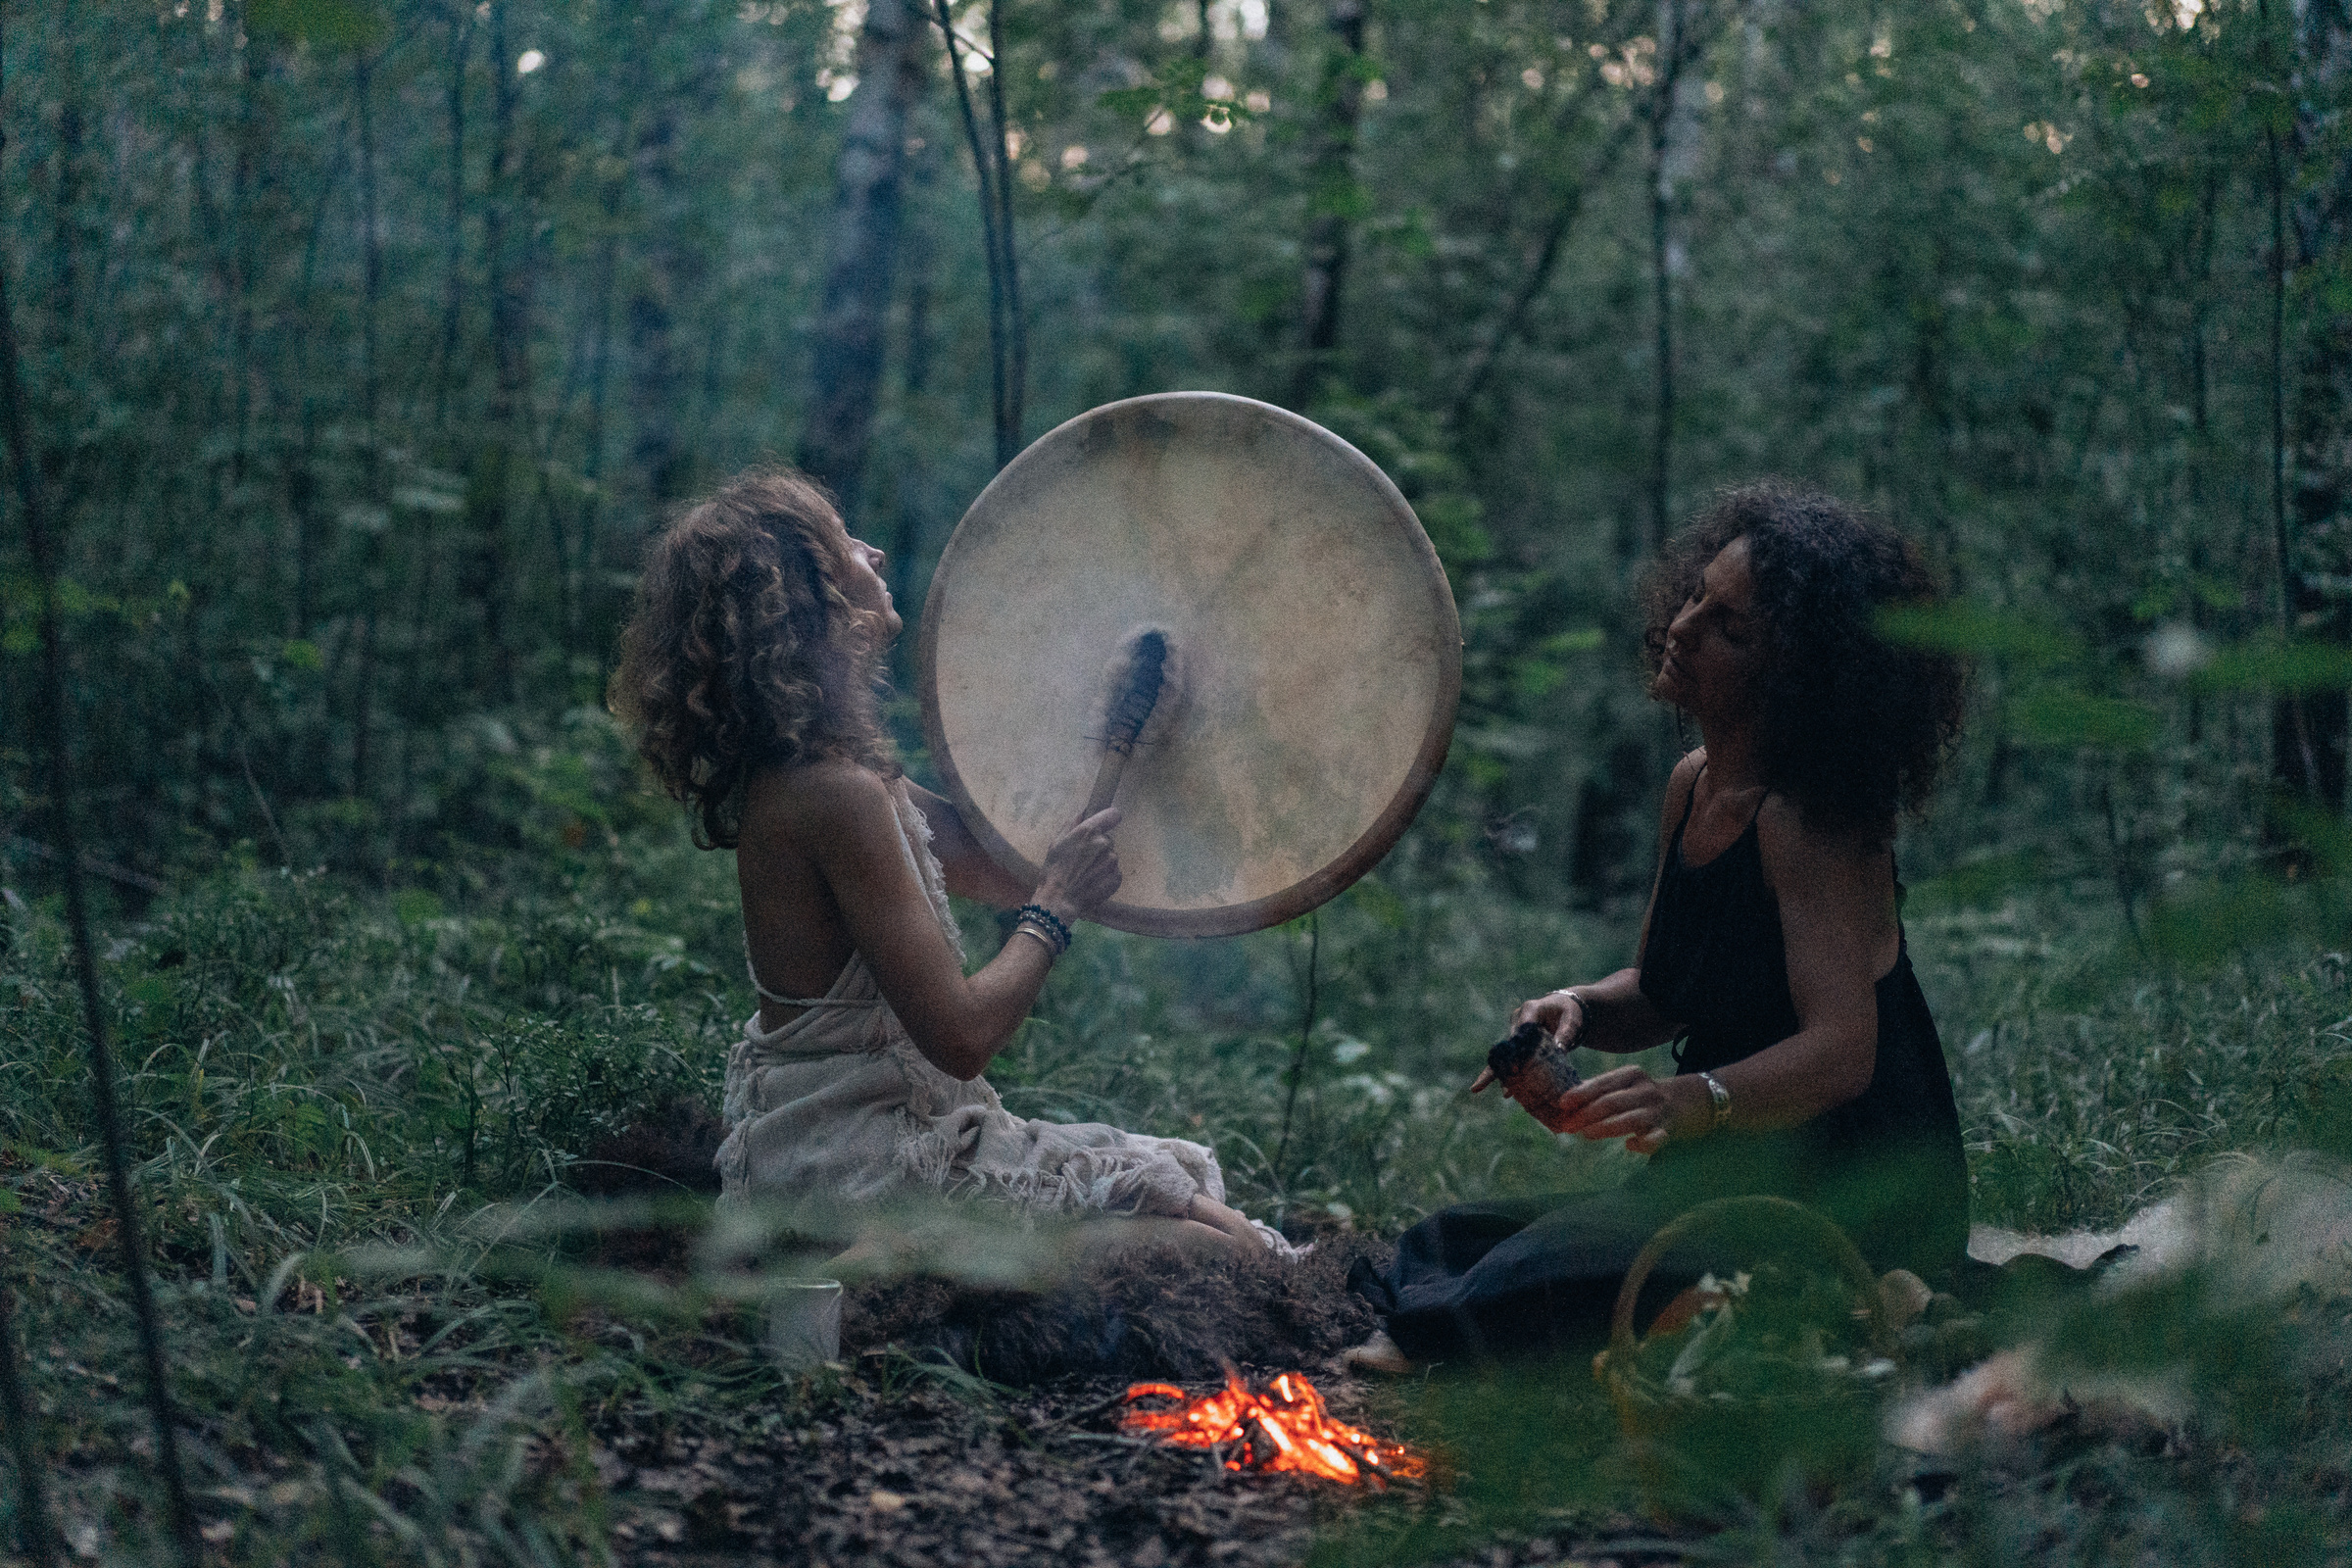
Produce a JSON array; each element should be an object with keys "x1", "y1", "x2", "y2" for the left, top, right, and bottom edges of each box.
[{"x1": 768, "y1": 1278, "x2": 844, "y2": 1372}]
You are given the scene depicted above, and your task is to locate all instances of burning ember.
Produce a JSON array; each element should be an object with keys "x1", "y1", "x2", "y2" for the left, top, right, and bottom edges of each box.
[{"x1": 1120, "y1": 1369, "x2": 1429, "y2": 1486}]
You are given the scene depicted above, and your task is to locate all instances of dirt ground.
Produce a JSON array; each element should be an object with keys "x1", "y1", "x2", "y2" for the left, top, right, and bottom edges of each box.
[{"x1": 581, "y1": 1364, "x2": 1670, "y2": 1568}]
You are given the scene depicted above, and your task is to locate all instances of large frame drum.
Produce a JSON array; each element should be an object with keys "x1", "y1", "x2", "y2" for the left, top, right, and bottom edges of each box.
[{"x1": 917, "y1": 392, "x2": 1462, "y2": 937}]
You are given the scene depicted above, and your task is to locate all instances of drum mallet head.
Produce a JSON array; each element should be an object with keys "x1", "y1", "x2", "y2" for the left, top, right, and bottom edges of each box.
[{"x1": 1085, "y1": 626, "x2": 1177, "y2": 815}]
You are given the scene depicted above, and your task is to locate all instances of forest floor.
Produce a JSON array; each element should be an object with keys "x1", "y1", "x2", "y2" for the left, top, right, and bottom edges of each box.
[
  {"x1": 579, "y1": 1363, "x2": 1416, "y2": 1568},
  {"x1": 5, "y1": 1158, "x2": 1668, "y2": 1568},
  {"x1": 9, "y1": 833, "x2": 2352, "y2": 1564},
  {"x1": 13, "y1": 1145, "x2": 2352, "y2": 1568}
]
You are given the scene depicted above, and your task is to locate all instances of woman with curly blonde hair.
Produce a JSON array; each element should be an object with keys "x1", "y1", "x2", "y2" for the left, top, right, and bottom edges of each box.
[{"x1": 610, "y1": 468, "x2": 1283, "y2": 1255}]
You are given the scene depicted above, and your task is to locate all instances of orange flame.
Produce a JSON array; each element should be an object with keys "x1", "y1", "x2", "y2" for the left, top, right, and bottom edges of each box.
[{"x1": 1120, "y1": 1369, "x2": 1428, "y2": 1485}]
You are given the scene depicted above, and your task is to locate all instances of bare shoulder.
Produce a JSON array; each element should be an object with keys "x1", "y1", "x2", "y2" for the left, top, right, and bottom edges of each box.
[
  {"x1": 1654, "y1": 748, "x2": 1708, "y2": 831},
  {"x1": 741, "y1": 759, "x2": 897, "y2": 849},
  {"x1": 1754, "y1": 795, "x2": 1893, "y2": 882}
]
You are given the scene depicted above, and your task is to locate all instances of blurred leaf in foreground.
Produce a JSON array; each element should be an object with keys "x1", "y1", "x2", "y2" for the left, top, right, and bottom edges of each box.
[
  {"x1": 2150, "y1": 875, "x2": 2352, "y2": 970},
  {"x1": 1876, "y1": 602, "x2": 2082, "y2": 668},
  {"x1": 2006, "y1": 685, "x2": 2161, "y2": 751},
  {"x1": 244, "y1": 0, "x2": 387, "y2": 47},
  {"x1": 1908, "y1": 849, "x2": 2046, "y2": 909},
  {"x1": 2190, "y1": 639, "x2": 2352, "y2": 696}
]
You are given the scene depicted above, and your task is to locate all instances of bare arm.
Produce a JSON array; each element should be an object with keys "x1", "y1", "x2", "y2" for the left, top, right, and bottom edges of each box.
[
  {"x1": 905, "y1": 781, "x2": 1034, "y2": 907},
  {"x1": 1698, "y1": 796, "x2": 1894, "y2": 1123},
  {"x1": 1548, "y1": 795, "x2": 1897, "y2": 1152},
  {"x1": 1511, "y1": 965, "x2": 1675, "y2": 1055},
  {"x1": 779, "y1": 768, "x2": 1119, "y2": 1082},
  {"x1": 1501, "y1": 749, "x2": 1707, "y2": 1059}
]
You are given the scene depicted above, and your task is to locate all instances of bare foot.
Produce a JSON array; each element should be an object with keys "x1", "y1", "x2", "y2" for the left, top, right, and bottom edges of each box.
[
  {"x1": 1339, "y1": 1329, "x2": 1416, "y2": 1377},
  {"x1": 1051, "y1": 1214, "x2": 1253, "y2": 1266},
  {"x1": 1188, "y1": 1196, "x2": 1311, "y2": 1260}
]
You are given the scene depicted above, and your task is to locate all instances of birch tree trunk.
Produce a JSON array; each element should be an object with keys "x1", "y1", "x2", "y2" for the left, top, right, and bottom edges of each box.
[{"x1": 800, "y1": 0, "x2": 932, "y2": 523}]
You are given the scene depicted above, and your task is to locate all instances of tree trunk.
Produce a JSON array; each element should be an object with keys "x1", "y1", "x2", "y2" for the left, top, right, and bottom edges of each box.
[
  {"x1": 569, "y1": 166, "x2": 622, "y2": 657},
  {"x1": 226, "y1": 40, "x2": 266, "y2": 498},
  {"x1": 48, "y1": 99, "x2": 80, "y2": 344},
  {"x1": 38, "y1": 88, "x2": 84, "y2": 524},
  {"x1": 800, "y1": 0, "x2": 932, "y2": 523},
  {"x1": 1645, "y1": 0, "x2": 1695, "y2": 558},
  {"x1": 985, "y1": 0, "x2": 1023, "y2": 455},
  {"x1": 1449, "y1": 109, "x2": 1642, "y2": 428},
  {"x1": 625, "y1": 96, "x2": 690, "y2": 510},
  {"x1": 622, "y1": 1, "x2": 726, "y2": 514},
  {"x1": 350, "y1": 48, "x2": 387, "y2": 802},
  {"x1": 891, "y1": 132, "x2": 939, "y2": 609},
  {"x1": 933, "y1": 0, "x2": 1021, "y2": 468},
  {"x1": 287, "y1": 126, "x2": 348, "y2": 643},
  {"x1": 2278, "y1": 0, "x2": 2352, "y2": 809},
  {"x1": 1292, "y1": 0, "x2": 1366, "y2": 410},
  {"x1": 398, "y1": 12, "x2": 473, "y2": 841},
  {"x1": 469, "y1": 0, "x2": 528, "y2": 703},
  {"x1": 434, "y1": 8, "x2": 473, "y2": 428}
]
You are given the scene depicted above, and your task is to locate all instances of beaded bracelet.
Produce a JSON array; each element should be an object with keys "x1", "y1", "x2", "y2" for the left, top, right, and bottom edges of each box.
[{"x1": 1013, "y1": 903, "x2": 1073, "y2": 956}]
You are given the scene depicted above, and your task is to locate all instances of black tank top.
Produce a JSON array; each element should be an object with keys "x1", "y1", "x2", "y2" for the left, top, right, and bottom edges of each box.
[{"x1": 1635, "y1": 777, "x2": 1969, "y2": 1281}]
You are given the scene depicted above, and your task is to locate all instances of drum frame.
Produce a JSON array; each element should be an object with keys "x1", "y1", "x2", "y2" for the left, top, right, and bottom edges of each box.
[{"x1": 916, "y1": 391, "x2": 1462, "y2": 938}]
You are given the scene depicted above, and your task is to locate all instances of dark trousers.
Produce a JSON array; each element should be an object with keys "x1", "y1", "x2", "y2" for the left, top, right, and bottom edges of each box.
[{"x1": 1348, "y1": 1180, "x2": 1738, "y2": 1363}]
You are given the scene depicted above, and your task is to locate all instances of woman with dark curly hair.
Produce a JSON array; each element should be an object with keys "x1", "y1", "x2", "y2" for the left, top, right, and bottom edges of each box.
[
  {"x1": 609, "y1": 469, "x2": 1287, "y2": 1255},
  {"x1": 1348, "y1": 481, "x2": 1969, "y2": 1366}
]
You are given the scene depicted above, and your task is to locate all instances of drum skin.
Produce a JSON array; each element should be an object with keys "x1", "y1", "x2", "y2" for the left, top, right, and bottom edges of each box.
[{"x1": 917, "y1": 392, "x2": 1461, "y2": 937}]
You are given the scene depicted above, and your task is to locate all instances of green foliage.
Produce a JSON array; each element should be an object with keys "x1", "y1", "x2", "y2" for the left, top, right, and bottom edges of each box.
[
  {"x1": 3, "y1": 811, "x2": 2352, "y2": 1560},
  {"x1": 2005, "y1": 684, "x2": 2163, "y2": 751},
  {"x1": 1877, "y1": 603, "x2": 2083, "y2": 670},
  {"x1": 6, "y1": 0, "x2": 2343, "y2": 922},
  {"x1": 7, "y1": 0, "x2": 2352, "y2": 1558},
  {"x1": 2193, "y1": 638, "x2": 2352, "y2": 696},
  {"x1": 1095, "y1": 55, "x2": 1257, "y2": 136},
  {"x1": 243, "y1": 0, "x2": 388, "y2": 49},
  {"x1": 0, "y1": 835, "x2": 737, "y2": 1267},
  {"x1": 1911, "y1": 901, "x2": 2352, "y2": 1232}
]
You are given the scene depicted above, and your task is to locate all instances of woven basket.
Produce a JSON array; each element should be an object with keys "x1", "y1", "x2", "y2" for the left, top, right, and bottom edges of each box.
[{"x1": 1592, "y1": 1195, "x2": 1896, "y2": 1509}]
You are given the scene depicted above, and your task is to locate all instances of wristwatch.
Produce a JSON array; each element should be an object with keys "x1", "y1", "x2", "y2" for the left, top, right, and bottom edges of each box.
[{"x1": 1696, "y1": 1070, "x2": 1732, "y2": 1133}]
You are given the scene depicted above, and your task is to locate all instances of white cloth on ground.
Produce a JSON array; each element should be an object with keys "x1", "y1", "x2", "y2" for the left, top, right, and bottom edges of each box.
[{"x1": 714, "y1": 776, "x2": 1231, "y2": 1223}]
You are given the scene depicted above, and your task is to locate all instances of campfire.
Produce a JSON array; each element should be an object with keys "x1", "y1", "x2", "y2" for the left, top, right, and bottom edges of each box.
[{"x1": 1120, "y1": 1369, "x2": 1429, "y2": 1486}]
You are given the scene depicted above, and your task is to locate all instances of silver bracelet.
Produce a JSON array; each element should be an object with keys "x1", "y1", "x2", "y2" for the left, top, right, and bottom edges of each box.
[
  {"x1": 1560, "y1": 988, "x2": 1591, "y2": 1037},
  {"x1": 1697, "y1": 1070, "x2": 1732, "y2": 1133},
  {"x1": 1011, "y1": 921, "x2": 1060, "y2": 961}
]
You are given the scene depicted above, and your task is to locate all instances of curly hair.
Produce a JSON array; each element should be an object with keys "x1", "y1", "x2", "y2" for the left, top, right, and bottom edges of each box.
[
  {"x1": 1639, "y1": 481, "x2": 1965, "y2": 834},
  {"x1": 608, "y1": 467, "x2": 898, "y2": 849}
]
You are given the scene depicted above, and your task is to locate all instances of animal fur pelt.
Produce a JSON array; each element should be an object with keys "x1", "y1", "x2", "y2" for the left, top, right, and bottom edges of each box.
[
  {"x1": 568, "y1": 1096, "x2": 727, "y2": 1198},
  {"x1": 561, "y1": 1096, "x2": 727, "y2": 1273},
  {"x1": 842, "y1": 1233, "x2": 1385, "y2": 1386},
  {"x1": 1892, "y1": 1152, "x2": 2352, "y2": 1458}
]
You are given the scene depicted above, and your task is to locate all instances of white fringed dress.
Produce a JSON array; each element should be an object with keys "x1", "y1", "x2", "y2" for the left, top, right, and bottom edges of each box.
[{"x1": 714, "y1": 778, "x2": 1229, "y2": 1219}]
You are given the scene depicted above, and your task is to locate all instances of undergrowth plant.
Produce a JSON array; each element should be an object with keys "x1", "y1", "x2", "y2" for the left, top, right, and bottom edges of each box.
[{"x1": 5, "y1": 806, "x2": 2352, "y2": 1563}]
